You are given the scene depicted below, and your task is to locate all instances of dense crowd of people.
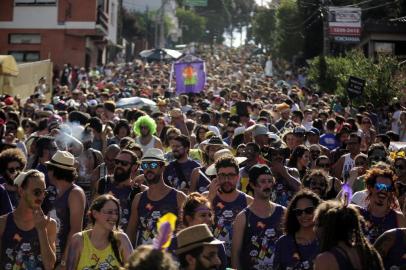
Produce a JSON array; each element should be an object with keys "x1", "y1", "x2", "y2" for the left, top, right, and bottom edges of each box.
[{"x1": 0, "y1": 44, "x2": 406, "y2": 270}]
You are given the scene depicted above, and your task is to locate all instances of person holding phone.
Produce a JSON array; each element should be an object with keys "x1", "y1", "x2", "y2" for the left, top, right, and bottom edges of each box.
[{"x1": 205, "y1": 155, "x2": 253, "y2": 264}]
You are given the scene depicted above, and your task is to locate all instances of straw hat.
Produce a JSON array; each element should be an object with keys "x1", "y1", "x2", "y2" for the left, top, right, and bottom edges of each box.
[
  {"x1": 176, "y1": 224, "x2": 224, "y2": 255},
  {"x1": 205, "y1": 149, "x2": 247, "y2": 176},
  {"x1": 45, "y1": 150, "x2": 76, "y2": 171},
  {"x1": 141, "y1": 148, "x2": 167, "y2": 165}
]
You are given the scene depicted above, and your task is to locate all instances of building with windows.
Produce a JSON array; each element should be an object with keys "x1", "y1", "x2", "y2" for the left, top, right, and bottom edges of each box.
[{"x1": 0, "y1": 0, "x2": 119, "y2": 69}]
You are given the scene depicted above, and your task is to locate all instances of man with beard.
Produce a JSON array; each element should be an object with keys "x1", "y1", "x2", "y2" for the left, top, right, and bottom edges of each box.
[
  {"x1": 0, "y1": 170, "x2": 57, "y2": 270},
  {"x1": 176, "y1": 224, "x2": 223, "y2": 270},
  {"x1": 164, "y1": 135, "x2": 200, "y2": 193},
  {"x1": 96, "y1": 149, "x2": 144, "y2": 230},
  {"x1": 91, "y1": 144, "x2": 120, "y2": 196},
  {"x1": 359, "y1": 168, "x2": 406, "y2": 244},
  {"x1": 0, "y1": 148, "x2": 27, "y2": 208},
  {"x1": 126, "y1": 148, "x2": 186, "y2": 246},
  {"x1": 206, "y1": 155, "x2": 253, "y2": 264},
  {"x1": 232, "y1": 164, "x2": 285, "y2": 269}
]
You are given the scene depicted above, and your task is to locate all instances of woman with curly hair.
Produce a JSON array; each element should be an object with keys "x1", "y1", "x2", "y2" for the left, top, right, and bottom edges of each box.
[
  {"x1": 66, "y1": 194, "x2": 133, "y2": 269},
  {"x1": 302, "y1": 170, "x2": 331, "y2": 200},
  {"x1": 313, "y1": 200, "x2": 384, "y2": 270},
  {"x1": 274, "y1": 189, "x2": 322, "y2": 270},
  {"x1": 134, "y1": 115, "x2": 163, "y2": 154}
]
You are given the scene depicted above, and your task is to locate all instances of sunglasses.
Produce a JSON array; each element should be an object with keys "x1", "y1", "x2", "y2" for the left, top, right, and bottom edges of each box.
[
  {"x1": 218, "y1": 173, "x2": 238, "y2": 180},
  {"x1": 114, "y1": 159, "x2": 132, "y2": 167},
  {"x1": 374, "y1": 183, "x2": 393, "y2": 192},
  {"x1": 101, "y1": 209, "x2": 119, "y2": 216},
  {"x1": 293, "y1": 206, "x2": 315, "y2": 216},
  {"x1": 395, "y1": 164, "x2": 406, "y2": 170},
  {"x1": 370, "y1": 156, "x2": 387, "y2": 162},
  {"x1": 7, "y1": 167, "x2": 22, "y2": 174},
  {"x1": 355, "y1": 161, "x2": 367, "y2": 167},
  {"x1": 33, "y1": 188, "x2": 48, "y2": 197},
  {"x1": 310, "y1": 181, "x2": 327, "y2": 188},
  {"x1": 317, "y1": 163, "x2": 330, "y2": 168},
  {"x1": 141, "y1": 162, "x2": 160, "y2": 170}
]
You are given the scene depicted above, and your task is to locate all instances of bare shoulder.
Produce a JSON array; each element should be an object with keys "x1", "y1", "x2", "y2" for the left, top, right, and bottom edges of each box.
[
  {"x1": 314, "y1": 252, "x2": 339, "y2": 270},
  {"x1": 176, "y1": 189, "x2": 187, "y2": 199},
  {"x1": 0, "y1": 213, "x2": 10, "y2": 235}
]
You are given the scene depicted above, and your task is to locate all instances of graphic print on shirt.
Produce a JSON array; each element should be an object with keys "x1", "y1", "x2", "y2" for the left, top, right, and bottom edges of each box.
[
  {"x1": 3, "y1": 234, "x2": 43, "y2": 270},
  {"x1": 81, "y1": 254, "x2": 119, "y2": 270}
]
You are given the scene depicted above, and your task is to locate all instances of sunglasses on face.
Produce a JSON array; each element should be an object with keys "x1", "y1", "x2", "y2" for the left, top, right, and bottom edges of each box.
[
  {"x1": 101, "y1": 209, "x2": 119, "y2": 216},
  {"x1": 317, "y1": 163, "x2": 330, "y2": 168},
  {"x1": 7, "y1": 167, "x2": 22, "y2": 174},
  {"x1": 374, "y1": 183, "x2": 393, "y2": 192},
  {"x1": 218, "y1": 173, "x2": 238, "y2": 180},
  {"x1": 114, "y1": 159, "x2": 132, "y2": 167},
  {"x1": 370, "y1": 156, "x2": 387, "y2": 162},
  {"x1": 355, "y1": 161, "x2": 367, "y2": 167},
  {"x1": 33, "y1": 188, "x2": 48, "y2": 197},
  {"x1": 395, "y1": 164, "x2": 406, "y2": 170},
  {"x1": 141, "y1": 162, "x2": 160, "y2": 170},
  {"x1": 293, "y1": 206, "x2": 315, "y2": 217},
  {"x1": 310, "y1": 180, "x2": 326, "y2": 188}
]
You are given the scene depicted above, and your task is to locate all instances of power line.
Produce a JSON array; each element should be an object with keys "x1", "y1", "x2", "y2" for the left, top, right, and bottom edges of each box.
[{"x1": 361, "y1": 0, "x2": 398, "y2": 11}]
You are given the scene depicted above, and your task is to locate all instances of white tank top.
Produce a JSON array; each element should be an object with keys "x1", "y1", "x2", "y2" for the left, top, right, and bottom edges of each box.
[
  {"x1": 135, "y1": 136, "x2": 156, "y2": 154},
  {"x1": 342, "y1": 153, "x2": 355, "y2": 180}
]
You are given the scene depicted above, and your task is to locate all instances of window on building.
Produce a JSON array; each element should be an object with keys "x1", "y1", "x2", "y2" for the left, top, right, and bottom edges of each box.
[
  {"x1": 15, "y1": 0, "x2": 56, "y2": 5},
  {"x1": 9, "y1": 34, "x2": 41, "y2": 44},
  {"x1": 9, "y1": 51, "x2": 40, "y2": 62}
]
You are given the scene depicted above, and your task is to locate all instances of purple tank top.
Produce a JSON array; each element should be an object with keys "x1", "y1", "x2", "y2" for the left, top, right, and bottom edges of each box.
[
  {"x1": 383, "y1": 229, "x2": 406, "y2": 269},
  {"x1": 240, "y1": 206, "x2": 284, "y2": 270},
  {"x1": 197, "y1": 168, "x2": 211, "y2": 193},
  {"x1": 136, "y1": 188, "x2": 178, "y2": 246},
  {"x1": 360, "y1": 208, "x2": 398, "y2": 244},
  {"x1": 49, "y1": 184, "x2": 75, "y2": 261},
  {"x1": 1, "y1": 213, "x2": 43, "y2": 269},
  {"x1": 104, "y1": 181, "x2": 134, "y2": 230},
  {"x1": 212, "y1": 191, "x2": 248, "y2": 258},
  {"x1": 273, "y1": 234, "x2": 320, "y2": 270}
]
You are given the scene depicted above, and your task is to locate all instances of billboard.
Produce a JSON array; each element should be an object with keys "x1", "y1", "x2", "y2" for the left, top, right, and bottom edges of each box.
[{"x1": 328, "y1": 7, "x2": 361, "y2": 43}]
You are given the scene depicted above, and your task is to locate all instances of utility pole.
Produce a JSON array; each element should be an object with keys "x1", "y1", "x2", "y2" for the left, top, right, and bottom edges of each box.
[{"x1": 321, "y1": 0, "x2": 330, "y2": 56}]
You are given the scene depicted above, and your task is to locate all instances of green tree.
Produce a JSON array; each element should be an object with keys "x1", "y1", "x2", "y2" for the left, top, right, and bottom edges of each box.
[
  {"x1": 176, "y1": 8, "x2": 206, "y2": 43},
  {"x1": 275, "y1": 0, "x2": 304, "y2": 60},
  {"x1": 307, "y1": 50, "x2": 406, "y2": 106},
  {"x1": 251, "y1": 7, "x2": 277, "y2": 51}
]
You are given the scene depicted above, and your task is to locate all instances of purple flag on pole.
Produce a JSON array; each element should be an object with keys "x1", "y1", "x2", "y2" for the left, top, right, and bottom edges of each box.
[{"x1": 174, "y1": 61, "x2": 206, "y2": 94}]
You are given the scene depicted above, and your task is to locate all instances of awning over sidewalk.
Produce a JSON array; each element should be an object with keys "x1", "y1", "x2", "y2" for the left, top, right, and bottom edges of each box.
[{"x1": 0, "y1": 55, "x2": 19, "y2": 76}]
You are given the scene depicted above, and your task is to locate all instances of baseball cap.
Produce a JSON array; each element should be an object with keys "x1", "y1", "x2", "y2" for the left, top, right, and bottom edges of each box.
[{"x1": 249, "y1": 164, "x2": 273, "y2": 184}]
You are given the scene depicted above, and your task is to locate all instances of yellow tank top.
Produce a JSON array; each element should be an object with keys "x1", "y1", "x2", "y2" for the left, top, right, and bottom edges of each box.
[{"x1": 77, "y1": 230, "x2": 121, "y2": 270}]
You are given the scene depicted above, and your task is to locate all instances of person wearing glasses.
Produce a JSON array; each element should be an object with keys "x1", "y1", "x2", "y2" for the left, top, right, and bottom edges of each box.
[
  {"x1": 66, "y1": 194, "x2": 133, "y2": 269},
  {"x1": 96, "y1": 149, "x2": 145, "y2": 230},
  {"x1": 0, "y1": 148, "x2": 27, "y2": 208},
  {"x1": 126, "y1": 148, "x2": 187, "y2": 246},
  {"x1": 0, "y1": 170, "x2": 57, "y2": 270},
  {"x1": 359, "y1": 168, "x2": 406, "y2": 244},
  {"x1": 302, "y1": 170, "x2": 330, "y2": 200},
  {"x1": 163, "y1": 135, "x2": 200, "y2": 193},
  {"x1": 232, "y1": 164, "x2": 284, "y2": 270},
  {"x1": 46, "y1": 150, "x2": 86, "y2": 268},
  {"x1": 206, "y1": 155, "x2": 253, "y2": 264},
  {"x1": 274, "y1": 189, "x2": 321, "y2": 270},
  {"x1": 133, "y1": 115, "x2": 163, "y2": 154}
]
